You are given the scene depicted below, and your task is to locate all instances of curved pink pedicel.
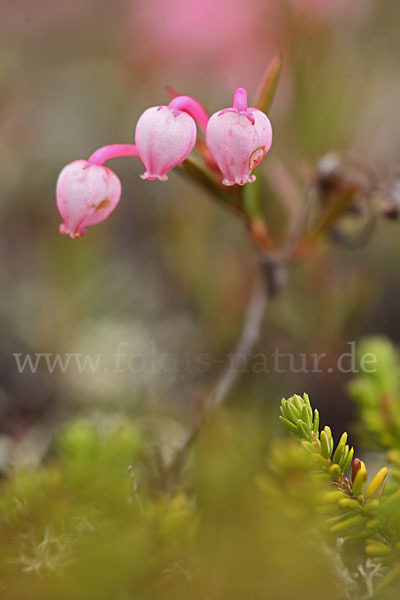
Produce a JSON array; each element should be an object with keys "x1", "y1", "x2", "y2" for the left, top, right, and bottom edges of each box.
[
  {"x1": 88, "y1": 144, "x2": 139, "y2": 166},
  {"x1": 56, "y1": 160, "x2": 121, "y2": 238},
  {"x1": 206, "y1": 87, "x2": 273, "y2": 186},
  {"x1": 135, "y1": 105, "x2": 197, "y2": 181},
  {"x1": 167, "y1": 95, "x2": 209, "y2": 132}
]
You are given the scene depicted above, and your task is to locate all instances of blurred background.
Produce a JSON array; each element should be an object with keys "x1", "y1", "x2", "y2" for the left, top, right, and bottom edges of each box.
[{"x1": 1, "y1": 0, "x2": 400, "y2": 469}]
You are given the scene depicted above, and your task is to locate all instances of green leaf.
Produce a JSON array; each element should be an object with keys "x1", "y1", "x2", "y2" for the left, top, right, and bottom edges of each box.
[
  {"x1": 253, "y1": 53, "x2": 282, "y2": 113},
  {"x1": 297, "y1": 419, "x2": 312, "y2": 440},
  {"x1": 319, "y1": 431, "x2": 330, "y2": 459},
  {"x1": 338, "y1": 498, "x2": 360, "y2": 511},
  {"x1": 279, "y1": 416, "x2": 300, "y2": 436},
  {"x1": 329, "y1": 515, "x2": 365, "y2": 533},
  {"x1": 329, "y1": 464, "x2": 342, "y2": 481},
  {"x1": 341, "y1": 447, "x2": 354, "y2": 474},
  {"x1": 312, "y1": 409, "x2": 320, "y2": 436}
]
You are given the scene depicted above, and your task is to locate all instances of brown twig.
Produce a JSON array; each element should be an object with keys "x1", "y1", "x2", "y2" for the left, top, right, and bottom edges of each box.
[
  {"x1": 205, "y1": 273, "x2": 269, "y2": 416},
  {"x1": 164, "y1": 257, "x2": 285, "y2": 492}
]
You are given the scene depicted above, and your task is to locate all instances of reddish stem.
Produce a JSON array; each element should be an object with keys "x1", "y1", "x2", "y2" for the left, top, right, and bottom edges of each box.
[
  {"x1": 168, "y1": 96, "x2": 209, "y2": 133},
  {"x1": 88, "y1": 144, "x2": 139, "y2": 166}
]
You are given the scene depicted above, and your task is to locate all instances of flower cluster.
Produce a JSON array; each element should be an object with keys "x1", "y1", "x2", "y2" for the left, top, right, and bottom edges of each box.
[{"x1": 56, "y1": 87, "x2": 272, "y2": 238}]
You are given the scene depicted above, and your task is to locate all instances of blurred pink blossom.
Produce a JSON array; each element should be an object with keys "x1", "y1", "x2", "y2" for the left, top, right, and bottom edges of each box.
[{"x1": 125, "y1": 0, "x2": 282, "y2": 88}]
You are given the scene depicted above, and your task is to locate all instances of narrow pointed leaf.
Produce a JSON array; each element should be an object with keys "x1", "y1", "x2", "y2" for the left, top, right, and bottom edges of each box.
[{"x1": 254, "y1": 53, "x2": 282, "y2": 113}]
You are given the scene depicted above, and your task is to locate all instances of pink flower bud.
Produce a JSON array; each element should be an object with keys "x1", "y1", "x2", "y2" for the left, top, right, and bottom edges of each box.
[
  {"x1": 206, "y1": 88, "x2": 272, "y2": 186},
  {"x1": 135, "y1": 106, "x2": 197, "y2": 181},
  {"x1": 56, "y1": 160, "x2": 121, "y2": 238}
]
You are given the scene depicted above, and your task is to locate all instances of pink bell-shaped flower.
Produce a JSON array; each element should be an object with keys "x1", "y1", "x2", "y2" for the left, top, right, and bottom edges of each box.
[
  {"x1": 206, "y1": 88, "x2": 272, "y2": 186},
  {"x1": 135, "y1": 106, "x2": 197, "y2": 181},
  {"x1": 56, "y1": 160, "x2": 121, "y2": 238}
]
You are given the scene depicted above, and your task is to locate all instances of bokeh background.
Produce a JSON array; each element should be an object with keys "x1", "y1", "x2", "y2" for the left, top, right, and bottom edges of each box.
[{"x1": 1, "y1": 0, "x2": 400, "y2": 469}]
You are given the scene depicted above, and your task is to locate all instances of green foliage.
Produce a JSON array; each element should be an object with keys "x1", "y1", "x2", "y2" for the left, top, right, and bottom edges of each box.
[
  {"x1": 0, "y1": 416, "x2": 340, "y2": 600},
  {"x1": 0, "y1": 423, "x2": 196, "y2": 600},
  {"x1": 348, "y1": 336, "x2": 400, "y2": 450},
  {"x1": 280, "y1": 393, "x2": 354, "y2": 478},
  {"x1": 279, "y1": 387, "x2": 400, "y2": 598},
  {"x1": 5, "y1": 346, "x2": 400, "y2": 598},
  {"x1": 280, "y1": 394, "x2": 387, "y2": 529}
]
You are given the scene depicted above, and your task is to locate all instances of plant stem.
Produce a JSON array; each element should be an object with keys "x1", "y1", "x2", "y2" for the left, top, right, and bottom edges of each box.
[
  {"x1": 164, "y1": 266, "x2": 272, "y2": 492},
  {"x1": 88, "y1": 144, "x2": 139, "y2": 166},
  {"x1": 168, "y1": 96, "x2": 209, "y2": 133}
]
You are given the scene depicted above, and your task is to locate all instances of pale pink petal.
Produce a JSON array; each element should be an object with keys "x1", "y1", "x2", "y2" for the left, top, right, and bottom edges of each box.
[
  {"x1": 56, "y1": 160, "x2": 121, "y2": 238},
  {"x1": 135, "y1": 106, "x2": 197, "y2": 181},
  {"x1": 206, "y1": 89, "x2": 272, "y2": 186}
]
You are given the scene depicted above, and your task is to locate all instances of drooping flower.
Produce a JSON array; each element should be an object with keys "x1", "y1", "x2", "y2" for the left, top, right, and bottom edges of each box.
[
  {"x1": 135, "y1": 105, "x2": 197, "y2": 181},
  {"x1": 206, "y1": 88, "x2": 272, "y2": 186},
  {"x1": 56, "y1": 160, "x2": 121, "y2": 238}
]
